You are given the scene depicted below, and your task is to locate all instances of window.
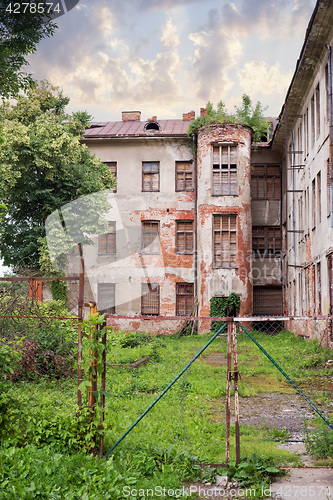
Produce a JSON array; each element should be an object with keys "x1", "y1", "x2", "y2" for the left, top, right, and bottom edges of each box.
[
  {"x1": 213, "y1": 214, "x2": 237, "y2": 268},
  {"x1": 252, "y1": 227, "x2": 281, "y2": 257},
  {"x1": 176, "y1": 283, "x2": 194, "y2": 316},
  {"x1": 317, "y1": 171, "x2": 321, "y2": 224},
  {"x1": 327, "y1": 159, "x2": 331, "y2": 218},
  {"x1": 212, "y1": 144, "x2": 238, "y2": 196},
  {"x1": 98, "y1": 221, "x2": 116, "y2": 254},
  {"x1": 98, "y1": 283, "x2": 115, "y2": 314},
  {"x1": 141, "y1": 283, "x2": 160, "y2": 315},
  {"x1": 175, "y1": 161, "x2": 194, "y2": 191},
  {"x1": 144, "y1": 122, "x2": 161, "y2": 131},
  {"x1": 312, "y1": 178, "x2": 316, "y2": 228},
  {"x1": 142, "y1": 221, "x2": 160, "y2": 254},
  {"x1": 104, "y1": 162, "x2": 117, "y2": 192},
  {"x1": 304, "y1": 108, "x2": 309, "y2": 157},
  {"x1": 142, "y1": 161, "x2": 159, "y2": 192},
  {"x1": 316, "y1": 83, "x2": 320, "y2": 139},
  {"x1": 176, "y1": 220, "x2": 193, "y2": 254},
  {"x1": 251, "y1": 165, "x2": 280, "y2": 199},
  {"x1": 316, "y1": 262, "x2": 321, "y2": 314}
]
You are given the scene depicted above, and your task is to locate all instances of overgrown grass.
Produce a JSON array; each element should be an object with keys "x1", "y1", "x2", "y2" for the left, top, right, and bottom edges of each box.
[{"x1": 1, "y1": 327, "x2": 333, "y2": 497}]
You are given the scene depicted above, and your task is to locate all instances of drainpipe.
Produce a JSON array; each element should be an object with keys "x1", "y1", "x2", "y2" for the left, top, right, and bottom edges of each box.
[
  {"x1": 192, "y1": 133, "x2": 198, "y2": 303},
  {"x1": 326, "y1": 45, "x2": 333, "y2": 226}
]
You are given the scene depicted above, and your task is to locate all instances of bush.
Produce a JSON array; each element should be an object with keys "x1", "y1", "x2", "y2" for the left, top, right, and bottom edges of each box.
[{"x1": 304, "y1": 422, "x2": 333, "y2": 458}]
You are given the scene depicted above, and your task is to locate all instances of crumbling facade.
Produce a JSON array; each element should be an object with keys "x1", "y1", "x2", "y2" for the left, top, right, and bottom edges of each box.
[{"x1": 73, "y1": 0, "x2": 333, "y2": 343}]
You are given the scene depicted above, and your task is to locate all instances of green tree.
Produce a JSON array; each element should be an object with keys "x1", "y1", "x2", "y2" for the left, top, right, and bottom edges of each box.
[
  {"x1": 0, "y1": 81, "x2": 116, "y2": 269},
  {"x1": 187, "y1": 94, "x2": 268, "y2": 142},
  {"x1": 0, "y1": 0, "x2": 57, "y2": 98}
]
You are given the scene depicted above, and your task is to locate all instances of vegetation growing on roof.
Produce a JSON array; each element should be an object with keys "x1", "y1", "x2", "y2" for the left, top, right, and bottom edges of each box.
[{"x1": 187, "y1": 94, "x2": 268, "y2": 142}]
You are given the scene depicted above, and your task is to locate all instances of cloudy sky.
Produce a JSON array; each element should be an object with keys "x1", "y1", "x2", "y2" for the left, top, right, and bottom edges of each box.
[{"x1": 26, "y1": 0, "x2": 317, "y2": 123}]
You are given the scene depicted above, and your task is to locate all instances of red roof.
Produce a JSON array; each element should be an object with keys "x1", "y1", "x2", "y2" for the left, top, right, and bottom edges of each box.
[{"x1": 84, "y1": 119, "x2": 191, "y2": 138}]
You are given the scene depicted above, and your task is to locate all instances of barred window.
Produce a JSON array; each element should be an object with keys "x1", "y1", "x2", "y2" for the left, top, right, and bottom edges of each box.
[
  {"x1": 252, "y1": 227, "x2": 281, "y2": 257},
  {"x1": 176, "y1": 220, "x2": 193, "y2": 254},
  {"x1": 213, "y1": 214, "x2": 237, "y2": 268},
  {"x1": 176, "y1": 161, "x2": 194, "y2": 191},
  {"x1": 142, "y1": 221, "x2": 160, "y2": 254},
  {"x1": 142, "y1": 162, "x2": 159, "y2": 192},
  {"x1": 98, "y1": 221, "x2": 116, "y2": 254},
  {"x1": 104, "y1": 162, "x2": 117, "y2": 193},
  {"x1": 176, "y1": 283, "x2": 194, "y2": 316},
  {"x1": 212, "y1": 145, "x2": 238, "y2": 196},
  {"x1": 141, "y1": 283, "x2": 160, "y2": 315},
  {"x1": 98, "y1": 283, "x2": 115, "y2": 314},
  {"x1": 251, "y1": 165, "x2": 280, "y2": 199}
]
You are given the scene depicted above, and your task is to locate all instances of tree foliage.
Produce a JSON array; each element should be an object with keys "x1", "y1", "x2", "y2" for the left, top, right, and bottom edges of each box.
[
  {"x1": 0, "y1": 81, "x2": 116, "y2": 269},
  {"x1": 187, "y1": 94, "x2": 268, "y2": 142},
  {"x1": 0, "y1": 0, "x2": 57, "y2": 98}
]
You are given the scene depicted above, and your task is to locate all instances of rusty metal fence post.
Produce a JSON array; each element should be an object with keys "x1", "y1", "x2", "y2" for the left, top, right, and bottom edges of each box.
[{"x1": 225, "y1": 319, "x2": 240, "y2": 465}]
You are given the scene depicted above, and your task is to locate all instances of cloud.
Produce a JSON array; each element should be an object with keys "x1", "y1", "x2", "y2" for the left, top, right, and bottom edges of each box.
[
  {"x1": 161, "y1": 18, "x2": 179, "y2": 48},
  {"x1": 238, "y1": 61, "x2": 293, "y2": 99},
  {"x1": 221, "y1": 0, "x2": 315, "y2": 39}
]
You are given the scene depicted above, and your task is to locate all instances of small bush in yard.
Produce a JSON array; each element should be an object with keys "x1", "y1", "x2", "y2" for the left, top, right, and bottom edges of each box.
[{"x1": 304, "y1": 422, "x2": 333, "y2": 459}]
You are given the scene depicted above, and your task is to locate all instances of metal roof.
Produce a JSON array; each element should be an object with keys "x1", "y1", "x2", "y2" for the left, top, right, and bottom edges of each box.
[{"x1": 84, "y1": 119, "x2": 191, "y2": 139}]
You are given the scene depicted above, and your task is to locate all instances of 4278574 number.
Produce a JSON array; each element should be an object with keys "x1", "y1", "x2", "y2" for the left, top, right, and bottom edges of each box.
[{"x1": 5, "y1": 2, "x2": 61, "y2": 14}]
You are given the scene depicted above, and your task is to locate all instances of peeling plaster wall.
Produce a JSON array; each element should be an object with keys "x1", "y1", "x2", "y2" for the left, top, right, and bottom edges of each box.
[{"x1": 196, "y1": 124, "x2": 253, "y2": 322}]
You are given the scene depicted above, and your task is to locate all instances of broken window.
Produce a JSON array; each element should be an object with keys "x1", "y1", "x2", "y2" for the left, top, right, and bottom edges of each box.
[
  {"x1": 212, "y1": 144, "x2": 238, "y2": 196},
  {"x1": 213, "y1": 214, "x2": 237, "y2": 268},
  {"x1": 141, "y1": 283, "x2": 160, "y2": 315},
  {"x1": 175, "y1": 161, "x2": 194, "y2": 191},
  {"x1": 104, "y1": 162, "x2": 117, "y2": 192},
  {"x1": 251, "y1": 165, "x2": 281, "y2": 200},
  {"x1": 142, "y1": 161, "x2": 159, "y2": 192},
  {"x1": 98, "y1": 221, "x2": 116, "y2": 254},
  {"x1": 142, "y1": 221, "x2": 160, "y2": 254},
  {"x1": 98, "y1": 283, "x2": 115, "y2": 314},
  {"x1": 252, "y1": 227, "x2": 282, "y2": 257},
  {"x1": 176, "y1": 220, "x2": 194, "y2": 254},
  {"x1": 176, "y1": 283, "x2": 194, "y2": 316}
]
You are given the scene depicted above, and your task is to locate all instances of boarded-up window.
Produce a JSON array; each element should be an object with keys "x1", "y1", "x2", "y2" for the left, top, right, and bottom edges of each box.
[
  {"x1": 98, "y1": 283, "x2": 115, "y2": 314},
  {"x1": 104, "y1": 162, "x2": 117, "y2": 192},
  {"x1": 252, "y1": 227, "x2": 281, "y2": 257},
  {"x1": 251, "y1": 165, "x2": 280, "y2": 199},
  {"x1": 142, "y1": 221, "x2": 160, "y2": 254},
  {"x1": 176, "y1": 161, "x2": 194, "y2": 191},
  {"x1": 253, "y1": 286, "x2": 283, "y2": 315},
  {"x1": 176, "y1": 220, "x2": 193, "y2": 254},
  {"x1": 212, "y1": 145, "x2": 238, "y2": 196},
  {"x1": 176, "y1": 283, "x2": 194, "y2": 316},
  {"x1": 98, "y1": 221, "x2": 116, "y2": 254},
  {"x1": 142, "y1": 162, "x2": 159, "y2": 192},
  {"x1": 213, "y1": 214, "x2": 237, "y2": 268},
  {"x1": 141, "y1": 283, "x2": 160, "y2": 315}
]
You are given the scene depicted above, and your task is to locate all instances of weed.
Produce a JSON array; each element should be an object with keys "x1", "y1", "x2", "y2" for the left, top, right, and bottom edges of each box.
[
  {"x1": 303, "y1": 421, "x2": 333, "y2": 458},
  {"x1": 267, "y1": 427, "x2": 291, "y2": 443}
]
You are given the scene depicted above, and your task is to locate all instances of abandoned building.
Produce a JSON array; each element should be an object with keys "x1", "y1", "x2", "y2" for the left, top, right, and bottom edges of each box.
[{"x1": 67, "y1": 0, "x2": 333, "y2": 343}]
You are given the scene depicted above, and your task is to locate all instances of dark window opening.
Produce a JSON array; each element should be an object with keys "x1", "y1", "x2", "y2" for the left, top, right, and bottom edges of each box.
[{"x1": 144, "y1": 122, "x2": 161, "y2": 131}]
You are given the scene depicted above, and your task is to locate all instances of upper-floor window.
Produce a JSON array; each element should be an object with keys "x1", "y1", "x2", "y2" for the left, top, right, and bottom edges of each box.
[
  {"x1": 142, "y1": 161, "x2": 159, "y2": 192},
  {"x1": 142, "y1": 221, "x2": 160, "y2": 254},
  {"x1": 213, "y1": 214, "x2": 237, "y2": 268},
  {"x1": 175, "y1": 161, "x2": 194, "y2": 191},
  {"x1": 98, "y1": 221, "x2": 116, "y2": 254},
  {"x1": 175, "y1": 220, "x2": 194, "y2": 254},
  {"x1": 212, "y1": 144, "x2": 238, "y2": 196},
  {"x1": 251, "y1": 165, "x2": 280, "y2": 200},
  {"x1": 104, "y1": 162, "x2": 117, "y2": 193},
  {"x1": 252, "y1": 227, "x2": 281, "y2": 257}
]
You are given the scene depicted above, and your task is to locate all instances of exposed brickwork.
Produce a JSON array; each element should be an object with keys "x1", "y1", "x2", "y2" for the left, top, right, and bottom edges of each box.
[
  {"x1": 122, "y1": 111, "x2": 141, "y2": 121},
  {"x1": 200, "y1": 108, "x2": 207, "y2": 117},
  {"x1": 183, "y1": 111, "x2": 195, "y2": 121}
]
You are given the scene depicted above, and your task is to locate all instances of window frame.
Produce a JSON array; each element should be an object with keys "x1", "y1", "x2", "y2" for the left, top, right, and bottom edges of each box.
[
  {"x1": 176, "y1": 283, "x2": 194, "y2": 316},
  {"x1": 104, "y1": 162, "x2": 117, "y2": 193},
  {"x1": 98, "y1": 221, "x2": 116, "y2": 255},
  {"x1": 175, "y1": 220, "x2": 194, "y2": 254},
  {"x1": 97, "y1": 283, "x2": 115, "y2": 315},
  {"x1": 252, "y1": 226, "x2": 282, "y2": 257},
  {"x1": 175, "y1": 161, "x2": 194, "y2": 192},
  {"x1": 212, "y1": 143, "x2": 238, "y2": 196},
  {"x1": 213, "y1": 213, "x2": 237, "y2": 269},
  {"x1": 141, "y1": 283, "x2": 160, "y2": 315},
  {"x1": 142, "y1": 161, "x2": 160, "y2": 192},
  {"x1": 141, "y1": 220, "x2": 160, "y2": 254},
  {"x1": 251, "y1": 164, "x2": 281, "y2": 200}
]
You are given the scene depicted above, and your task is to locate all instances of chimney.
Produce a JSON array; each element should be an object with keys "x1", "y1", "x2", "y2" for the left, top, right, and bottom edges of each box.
[
  {"x1": 183, "y1": 111, "x2": 195, "y2": 121},
  {"x1": 147, "y1": 116, "x2": 157, "y2": 122},
  {"x1": 122, "y1": 111, "x2": 141, "y2": 121},
  {"x1": 200, "y1": 108, "x2": 207, "y2": 117}
]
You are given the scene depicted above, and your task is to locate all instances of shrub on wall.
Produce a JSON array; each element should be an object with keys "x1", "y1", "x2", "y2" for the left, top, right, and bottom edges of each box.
[{"x1": 210, "y1": 293, "x2": 241, "y2": 332}]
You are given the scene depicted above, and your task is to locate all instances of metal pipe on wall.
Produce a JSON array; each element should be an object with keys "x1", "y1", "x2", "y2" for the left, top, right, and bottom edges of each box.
[{"x1": 326, "y1": 45, "x2": 333, "y2": 226}]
